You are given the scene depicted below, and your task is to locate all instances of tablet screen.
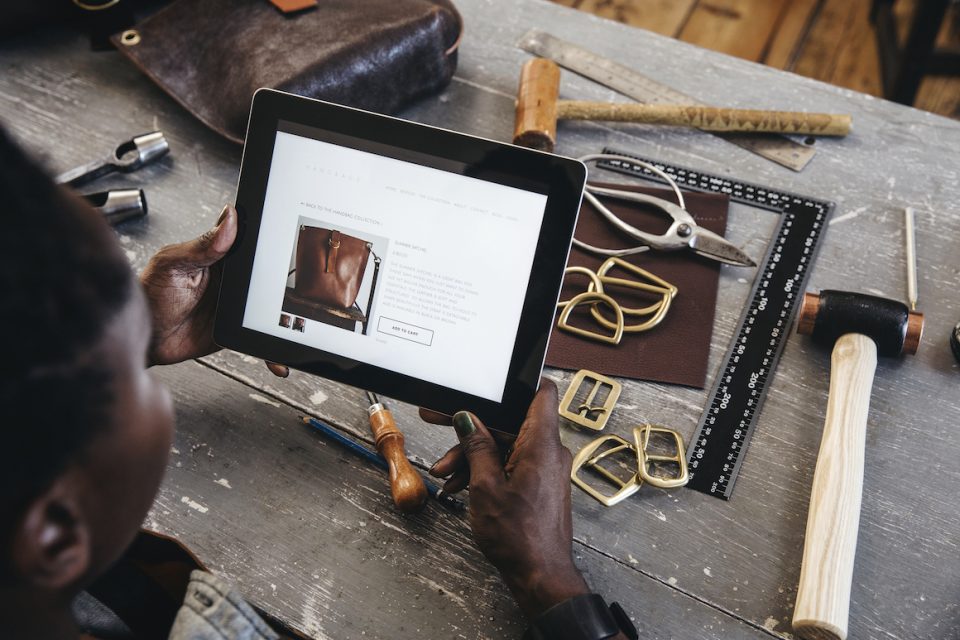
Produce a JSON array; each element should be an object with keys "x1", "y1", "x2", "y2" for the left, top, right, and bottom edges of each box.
[{"x1": 241, "y1": 122, "x2": 548, "y2": 402}]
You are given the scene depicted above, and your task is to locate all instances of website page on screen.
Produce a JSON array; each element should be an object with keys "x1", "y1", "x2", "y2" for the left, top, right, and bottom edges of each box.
[{"x1": 242, "y1": 126, "x2": 548, "y2": 402}]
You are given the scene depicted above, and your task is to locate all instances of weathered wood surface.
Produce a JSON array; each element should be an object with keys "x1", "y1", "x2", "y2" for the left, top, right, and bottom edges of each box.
[
  {"x1": 149, "y1": 360, "x2": 774, "y2": 640},
  {"x1": 1, "y1": 0, "x2": 959, "y2": 637}
]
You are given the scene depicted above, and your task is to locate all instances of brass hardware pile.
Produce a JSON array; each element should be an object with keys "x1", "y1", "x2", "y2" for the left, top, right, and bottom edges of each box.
[
  {"x1": 556, "y1": 258, "x2": 677, "y2": 345},
  {"x1": 560, "y1": 370, "x2": 688, "y2": 507}
]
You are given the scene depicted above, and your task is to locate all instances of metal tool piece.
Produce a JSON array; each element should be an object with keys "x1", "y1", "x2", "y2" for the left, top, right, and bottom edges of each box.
[
  {"x1": 82, "y1": 188, "x2": 147, "y2": 225},
  {"x1": 55, "y1": 131, "x2": 170, "y2": 187},
  {"x1": 559, "y1": 369, "x2": 623, "y2": 431},
  {"x1": 517, "y1": 29, "x2": 817, "y2": 172},
  {"x1": 576, "y1": 154, "x2": 755, "y2": 266},
  {"x1": 905, "y1": 206, "x2": 918, "y2": 310}
]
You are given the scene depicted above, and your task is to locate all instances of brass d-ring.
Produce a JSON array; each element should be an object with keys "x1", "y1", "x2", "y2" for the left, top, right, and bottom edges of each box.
[
  {"x1": 557, "y1": 291, "x2": 624, "y2": 345},
  {"x1": 589, "y1": 258, "x2": 677, "y2": 333}
]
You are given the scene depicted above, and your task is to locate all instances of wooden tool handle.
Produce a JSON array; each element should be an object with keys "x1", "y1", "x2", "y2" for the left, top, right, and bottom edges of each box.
[
  {"x1": 793, "y1": 333, "x2": 877, "y2": 640},
  {"x1": 513, "y1": 58, "x2": 561, "y2": 151},
  {"x1": 557, "y1": 101, "x2": 852, "y2": 136},
  {"x1": 369, "y1": 409, "x2": 428, "y2": 512}
]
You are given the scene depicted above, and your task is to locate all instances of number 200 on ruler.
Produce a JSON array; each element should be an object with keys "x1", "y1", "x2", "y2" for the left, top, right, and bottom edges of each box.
[{"x1": 599, "y1": 150, "x2": 834, "y2": 499}]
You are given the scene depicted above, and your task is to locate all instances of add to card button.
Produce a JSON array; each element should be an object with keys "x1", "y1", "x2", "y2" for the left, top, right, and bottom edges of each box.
[{"x1": 377, "y1": 317, "x2": 434, "y2": 346}]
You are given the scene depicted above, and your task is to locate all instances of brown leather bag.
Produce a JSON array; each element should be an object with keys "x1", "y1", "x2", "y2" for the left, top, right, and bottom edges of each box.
[
  {"x1": 110, "y1": 0, "x2": 463, "y2": 143},
  {"x1": 294, "y1": 227, "x2": 371, "y2": 309}
]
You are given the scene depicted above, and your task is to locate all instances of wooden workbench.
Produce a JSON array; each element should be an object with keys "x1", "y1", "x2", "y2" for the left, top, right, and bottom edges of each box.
[{"x1": 1, "y1": 1, "x2": 958, "y2": 637}]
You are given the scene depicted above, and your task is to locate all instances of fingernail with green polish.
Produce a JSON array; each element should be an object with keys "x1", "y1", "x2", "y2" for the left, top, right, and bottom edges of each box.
[{"x1": 452, "y1": 411, "x2": 476, "y2": 439}]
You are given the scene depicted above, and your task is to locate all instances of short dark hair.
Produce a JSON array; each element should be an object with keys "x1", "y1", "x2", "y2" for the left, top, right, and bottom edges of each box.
[{"x1": 0, "y1": 126, "x2": 133, "y2": 526}]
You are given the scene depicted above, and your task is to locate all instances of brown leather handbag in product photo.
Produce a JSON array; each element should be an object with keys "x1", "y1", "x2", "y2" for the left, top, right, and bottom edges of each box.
[
  {"x1": 293, "y1": 227, "x2": 372, "y2": 310},
  {"x1": 110, "y1": 0, "x2": 463, "y2": 143}
]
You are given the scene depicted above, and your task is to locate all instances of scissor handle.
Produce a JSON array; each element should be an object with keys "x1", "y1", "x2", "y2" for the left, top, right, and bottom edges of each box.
[{"x1": 584, "y1": 185, "x2": 695, "y2": 251}]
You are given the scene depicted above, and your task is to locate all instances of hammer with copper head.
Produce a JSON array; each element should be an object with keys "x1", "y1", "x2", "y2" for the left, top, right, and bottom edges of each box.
[
  {"x1": 512, "y1": 59, "x2": 852, "y2": 152},
  {"x1": 792, "y1": 290, "x2": 923, "y2": 640}
]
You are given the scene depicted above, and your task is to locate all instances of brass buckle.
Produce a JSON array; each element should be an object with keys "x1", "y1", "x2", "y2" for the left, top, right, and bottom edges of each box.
[
  {"x1": 559, "y1": 370, "x2": 622, "y2": 431},
  {"x1": 633, "y1": 424, "x2": 688, "y2": 489},
  {"x1": 571, "y1": 423, "x2": 689, "y2": 507},
  {"x1": 570, "y1": 435, "x2": 642, "y2": 506}
]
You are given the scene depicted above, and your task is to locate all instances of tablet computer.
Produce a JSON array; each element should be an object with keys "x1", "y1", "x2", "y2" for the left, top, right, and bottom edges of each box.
[{"x1": 215, "y1": 89, "x2": 585, "y2": 430}]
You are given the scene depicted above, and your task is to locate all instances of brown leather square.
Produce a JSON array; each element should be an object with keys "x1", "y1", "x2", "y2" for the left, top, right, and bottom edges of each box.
[{"x1": 546, "y1": 184, "x2": 731, "y2": 388}]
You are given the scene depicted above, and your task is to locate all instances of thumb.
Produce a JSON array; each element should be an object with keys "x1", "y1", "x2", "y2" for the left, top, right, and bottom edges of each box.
[
  {"x1": 177, "y1": 204, "x2": 238, "y2": 268},
  {"x1": 452, "y1": 411, "x2": 505, "y2": 487}
]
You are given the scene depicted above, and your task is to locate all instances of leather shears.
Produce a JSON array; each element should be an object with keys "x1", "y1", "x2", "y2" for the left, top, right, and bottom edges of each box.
[{"x1": 575, "y1": 154, "x2": 756, "y2": 267}]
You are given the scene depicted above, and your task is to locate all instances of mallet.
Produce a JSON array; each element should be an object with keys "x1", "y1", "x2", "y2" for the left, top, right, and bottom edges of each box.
[
  {"x1": 513, "y1": 58, "x2": 853, "y2": 152},
  {"x1": 792, "y1": 290, "x2": 923, "y2": 640}
]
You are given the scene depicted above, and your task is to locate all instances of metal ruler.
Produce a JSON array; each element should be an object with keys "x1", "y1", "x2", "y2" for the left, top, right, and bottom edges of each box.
[
  {"x1": 518, "y1": 29, "x2": 817, "y2": 172},
  {"x1": 598, "y1": 149, "x2": 834, "y2": 499}
]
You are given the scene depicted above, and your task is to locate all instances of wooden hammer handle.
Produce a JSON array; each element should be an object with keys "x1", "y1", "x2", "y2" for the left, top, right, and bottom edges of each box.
[
  {"x1": 557, "y1": 101, "x2": 852, "y2": 136},
  {"x1": 369, "y1": 408, "x2": 428, "y2": 512},
  {"x1": 793, "y1": 333, "x2": 877, "y2": 640}
]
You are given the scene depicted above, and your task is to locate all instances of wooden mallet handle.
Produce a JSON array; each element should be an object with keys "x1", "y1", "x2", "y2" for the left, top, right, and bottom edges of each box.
[
  {"x1": 792, "y1": 332, "x2": 877, "y2": 640},
  {"x1": 512, "y1": 58, "x2": 852, "y2": 152},
  {"x1": 368, "y1": 405, "x2": 428, "y2": 512},
  {"x1": 792, "y1": 291, "x2": 923, "y2": 639},
  {"x1": 556, "y1": 102, "x2": 851, "y2": 136}
]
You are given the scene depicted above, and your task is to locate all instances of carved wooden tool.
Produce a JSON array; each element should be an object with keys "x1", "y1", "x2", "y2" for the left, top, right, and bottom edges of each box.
[
  {"x1": 793, "y1": 290, "x2": 923, "y2": 640},
  {"x1": 513, "y1": 58, "x2": 852, "y2": 151},
  {"x1": 366, "y1": 391, "x2": 428, "y2": 512}
]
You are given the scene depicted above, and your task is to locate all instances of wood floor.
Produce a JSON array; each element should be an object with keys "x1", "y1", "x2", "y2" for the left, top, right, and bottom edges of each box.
[{"x1": 550, "y1": 0, "x2": 960, "y2": 119}]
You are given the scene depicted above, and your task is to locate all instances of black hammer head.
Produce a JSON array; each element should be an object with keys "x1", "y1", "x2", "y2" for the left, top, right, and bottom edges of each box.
[{"x1": 797, "y1": 290, "x2": 923, "y2": 357}]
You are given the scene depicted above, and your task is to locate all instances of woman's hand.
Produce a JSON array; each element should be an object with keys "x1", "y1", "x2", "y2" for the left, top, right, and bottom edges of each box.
[
  {"x1": 140, "y1": 205, "x2": 237, "y2": 366},
  {"x1": 427, "y1": 381, "x2": 590, "y2": 618}
]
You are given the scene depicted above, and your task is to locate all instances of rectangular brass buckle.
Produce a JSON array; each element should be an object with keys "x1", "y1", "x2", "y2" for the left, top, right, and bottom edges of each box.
[
  {"x1": 570, "y1": 434, "x2": 642, "y2": 507},
  {"x1": 633, "y1": 424, "x2": 689, "y2": 489},
  {"x1": 559, "y1": 370, "x2": 622, "y2": 431}
]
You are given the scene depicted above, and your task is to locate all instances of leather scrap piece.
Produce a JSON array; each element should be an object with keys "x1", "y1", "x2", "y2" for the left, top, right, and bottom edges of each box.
[{"x1": 546, "y1": 184, "x2": 731, "y2": 388}]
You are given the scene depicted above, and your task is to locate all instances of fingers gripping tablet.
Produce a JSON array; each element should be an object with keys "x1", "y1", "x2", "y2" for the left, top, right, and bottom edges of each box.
[{"x1": 214, "y1": 89, "x2": 585, "y2": 431}]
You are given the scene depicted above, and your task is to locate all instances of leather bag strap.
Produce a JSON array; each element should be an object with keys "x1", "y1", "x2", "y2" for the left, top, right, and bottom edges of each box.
[{"x1": 326, "y1": 230, "x2": 341, "y2": 272}]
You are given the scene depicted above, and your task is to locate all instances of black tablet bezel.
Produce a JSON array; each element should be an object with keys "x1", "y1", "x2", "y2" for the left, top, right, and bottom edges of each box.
[{"x1": 215, "y1": 89, "x2": 585, "y2": 431}]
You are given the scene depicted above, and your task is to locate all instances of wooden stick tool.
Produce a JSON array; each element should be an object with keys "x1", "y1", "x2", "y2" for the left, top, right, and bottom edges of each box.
[
  {"x1": 513, "y1": 58, "x2": 852, "y2": 152},
  {"x1": 792, "y1": 290, "x2": 923, "y2": 640},
  {"x1": 366, "y1": 391, "x2": 428, "y2": 512}
]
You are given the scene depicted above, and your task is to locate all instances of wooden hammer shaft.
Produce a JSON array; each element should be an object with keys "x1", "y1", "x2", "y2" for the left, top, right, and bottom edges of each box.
[
  {"x1": 557, "y1": 101, "x2": 851, "y2": 136},
  {"x1": 512, "y1": 58, "x2": 853, "y2": 151},
  {"x1": 793, "y1": 333, "x2": 876, "y2": 640}
]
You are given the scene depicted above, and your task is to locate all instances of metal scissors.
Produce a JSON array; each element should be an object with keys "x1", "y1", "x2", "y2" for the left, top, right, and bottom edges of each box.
[{"x1": 574, "y1": 154, "x2": 756, "y2": 267}]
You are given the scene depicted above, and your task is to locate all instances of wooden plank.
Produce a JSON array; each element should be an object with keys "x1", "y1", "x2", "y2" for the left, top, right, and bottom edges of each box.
[
  {"x1": 792, "y1": 0, "x2": 883, "y2": 96},
  {"x1": 678, "y1": 0, "x2": 790, "y2": 62},
  {"x1": 548, "y1": 0, "x2": 697, "y2": 37},
  {"x1": 763, "y1": 0, "x2": 822, "y2": 70},
  {"x1": 1, "y1": 6, "x2": 959, "y2": 638},
  {"x1": 151, "y1": 360, "x2": 776, "y2": 640}
]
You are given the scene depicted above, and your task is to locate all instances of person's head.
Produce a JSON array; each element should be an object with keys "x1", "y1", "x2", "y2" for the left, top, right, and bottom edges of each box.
[{"x1": 0, "y1": 127, "x2": 174, "y2": 606}]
